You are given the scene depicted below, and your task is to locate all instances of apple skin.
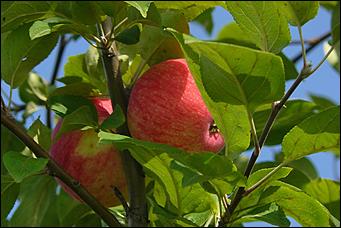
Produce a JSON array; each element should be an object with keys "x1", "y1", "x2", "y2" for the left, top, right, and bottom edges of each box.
[
  {"x1": 50, "y1": 97, "x2": 127, "y2": 207},
  {"x1": 127, "y1": 58, "x2": 224, "y2": 153}
]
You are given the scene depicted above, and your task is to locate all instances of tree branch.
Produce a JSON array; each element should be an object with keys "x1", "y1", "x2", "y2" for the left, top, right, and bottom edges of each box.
[
  {"x1": 47, "y1": 35, "x2": 68, "y2": 129},
  {"x1": 97, "y1": 17, "x2": 148, "y2": 227},
  {"x1": 1, "y1": 109, "x2": 122, "y2": 227}
]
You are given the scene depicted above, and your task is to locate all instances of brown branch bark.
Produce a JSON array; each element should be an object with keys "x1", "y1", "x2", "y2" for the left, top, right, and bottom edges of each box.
[
  {"x1": 98, "y1": 17, "x2": 148, "y2": 227},
  {"x1": 1, "y1": 109, "x2": 122, "y2": 227}
]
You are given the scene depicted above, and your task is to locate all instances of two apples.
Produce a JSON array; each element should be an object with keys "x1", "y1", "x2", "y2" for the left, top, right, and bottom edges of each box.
[{"x1": 50, "y1": 58, "x2": 225, "y2": 206}]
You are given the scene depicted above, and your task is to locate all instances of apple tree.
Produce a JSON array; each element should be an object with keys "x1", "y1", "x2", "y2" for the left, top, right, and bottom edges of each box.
[{"x1": 1, "y1": 1, "x2": 340, "y2": 227}]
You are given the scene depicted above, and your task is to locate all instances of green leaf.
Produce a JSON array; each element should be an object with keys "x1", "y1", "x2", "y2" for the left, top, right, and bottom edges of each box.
[
  {"x1": 225, "y1": 1, "x2": 291, "y2": 53},
  {"x1": 252, "y1": 161, "x2": 312, "y2": 189},
  {"x1": 19, "y1": 72, "x2": 48, "y2": 105},
  {"x1": 29, "y1": 20, "x2": 51, "y2": 40},
  {"x1": 170, "y1": 152, "x2": 244, "y2": 189},
  {"x1": 63, "y1": 50, "x2": 107, "y2": 93},
  {"x1": 49, "y1": 82, "x2": 99, "y2": 97},
  {"x1": 277, "y1": 1, "x2": 320, "y2": 26},
  {"x1": 258, "y1": 181, "x2": 330, "y2": 227},
  {"x1": 320, "y1": 1, "x2": 338, "y2": 11},
  {"x1": 61, "y1": 203, "x2": 101, "y2": 227},
  {"x1": 55, "y1": 105, "x2": 98, "y2": 140},
  {"x1": 125, "y1": 1, "x2": 152, "y2": 18},
  {"x1": 57, "y1": 76, "x2": 83, "y2": 85},
  {"x1": 278, "y1": 52, "x2": 298, "y2": 80},
  {"x1": 3, "y1": 151, "x2": 48, "y2": 183},
  {"x1": 56, "y1": 189, "x2": 81, "y2": 224},
  {"x1": 9, "y1": 175, "x2": 57, "y2": 227},
  {"x1": 171, "y1": 31, "x2": 285, "y2": 112},
  {"x1": 1, "y1": 23, "x2": 58, "y2": 88},
  {"x1": 247, "y1": 167, "x2": 293, "y2": 188},
  {"x1": 284, "y1": 157, "x2": 318, "y2": 180},
  {"x1": 98, "y1": 131, "x2": 240, "y2": 217},
  {"x1": 100, "y1": 104, "x2": 126, "y2": 130},
  {"x1": 115, "y1": 25, "x2": 141, "y2": 45},
  {"x1": 216, "y1": 22, "x2": 257, "y2": 48},
  {"x1": 127, "y1": 2, "x2": 161, "y2": 26},
  {"x1": 1, "y1": 175, "x2": 20, "y2": 224},
  {"x1": 154, "y1": 1, "x2": 224, "y2": 21},
  {"x1": 303, "y1": 179, "x2": 340, "y2": 220},
  {"x1": 39, "y1": 195, "x2": 60, "y2": 226},
  {"x1": 232, "y1": 203, "x2": 290, "y2": 227},
  {"x1": 97, "y1": 1, "x2": 126, "y2": 18},
  {"x1": 1, "y1": 1, "x2": 51, "y2": 32},
  {"x1": 1, "y1": 126, "x2": 26, "y2": 173},
  {"x1": 283, "y1": 106, "x2": 340, "y2": 161},
  {"x1": 193, "y1": 8, "x2": 214, "y2": 35},
  {"x1": 48, "y1": 95, "x2": 97, "y2": 118},
  {"x1": 254, "y1": 99, "x2": 318, "y2": 145},
  {"x1": 215, "y1": 22, "x2": 297, "y2": 80},
  {"x1": 309, "y1": 93, "x2": 337, "y2": 110},
  {"x1": 331, "y1": 2, "x2": 340, "y2": 44},
  {"x1": 26, "y1": 119, "x2": 51, "y2": 151},
  {"x1": 70, "y1": 1, "x2": 103, "y2": 25}
]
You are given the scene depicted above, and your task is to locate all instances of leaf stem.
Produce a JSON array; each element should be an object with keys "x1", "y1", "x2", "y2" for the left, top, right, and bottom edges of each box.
[
  {"x1": 298, "y1": 25, "x2": 308, "y2": 68},
  {"x1": 0, "y1": 109, "x2": 122, "y2": 227},
  {"x1": 308, "y1": 43, "x2": 336, "y2": 76},
  {"x1": 292, "y1": 31, "x2": 331, "y2": 64},
  {"x1": 243, "y1": 162, "x2": 286, "y2": 197}
]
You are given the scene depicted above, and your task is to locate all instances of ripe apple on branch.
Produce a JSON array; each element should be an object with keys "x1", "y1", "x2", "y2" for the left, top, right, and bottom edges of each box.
[{"x1": 50, "y1": 58, "x2": 224, "y2": 206}]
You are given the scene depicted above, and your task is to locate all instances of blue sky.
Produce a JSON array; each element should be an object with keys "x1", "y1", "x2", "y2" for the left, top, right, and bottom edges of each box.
[{"x1": 2, "y1": 4, "x2": 339, "y2": 227}]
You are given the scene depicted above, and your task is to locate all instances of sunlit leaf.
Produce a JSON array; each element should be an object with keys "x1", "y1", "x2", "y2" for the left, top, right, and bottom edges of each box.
[
  {"x1": 303, "y1": 179, "x2": 340, "y2": 220},
  {"x1": 225, "y1": 1, "x2": 291, "y2": 53},
  {"x1": 258, "y1": 181, "x2": 330, "y2": 227},
  {"x1": 277, "y1": 1, "x2": 320, "y2": 26},
  {"x1": 1, "y1": 23, "x2": 58, "y2": 88},
  {"x1": 283, "y1": 106, "x2": 340, "y2": 161}
]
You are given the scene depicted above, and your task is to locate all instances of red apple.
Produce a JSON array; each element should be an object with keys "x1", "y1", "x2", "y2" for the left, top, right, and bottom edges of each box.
[
  {"x1": 127, "y1": 58, "x2": 224, "y2": 152},
  {"x1": 50, "y1": 97, "x2": 127, "y2": 207}
]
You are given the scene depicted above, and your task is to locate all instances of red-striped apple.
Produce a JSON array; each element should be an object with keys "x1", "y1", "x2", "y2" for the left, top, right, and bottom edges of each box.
[
  {"x1": 50, "y1": 97, "x2": 127, "y2": 207},
  {"x1": 127, "y1": 58, "x2": 224, "y2": 153}
]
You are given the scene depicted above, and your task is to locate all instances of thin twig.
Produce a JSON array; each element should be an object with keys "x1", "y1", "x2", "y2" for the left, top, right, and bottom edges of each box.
[
  {"x1": 298, "y1": 25, "x2": 308, "y2": 68},
  {"x1": 114, "y1": 17, "x2": 129, "y2": 33},
  {"x1": 290, "y1": 32, "x2": 331, "y2": 46},
  {"x1": 292, "y1": 32, "x2": 331, "y2": 64},
  {"x1": 308, "y1": 43, "x2": 336, "y2": 76},
  {"x1": 243, "y1": 163, "x2": 285, "y2": 197},
  {"x1": 0, "y1": 109, "x2": 122, "y2": 227}
]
